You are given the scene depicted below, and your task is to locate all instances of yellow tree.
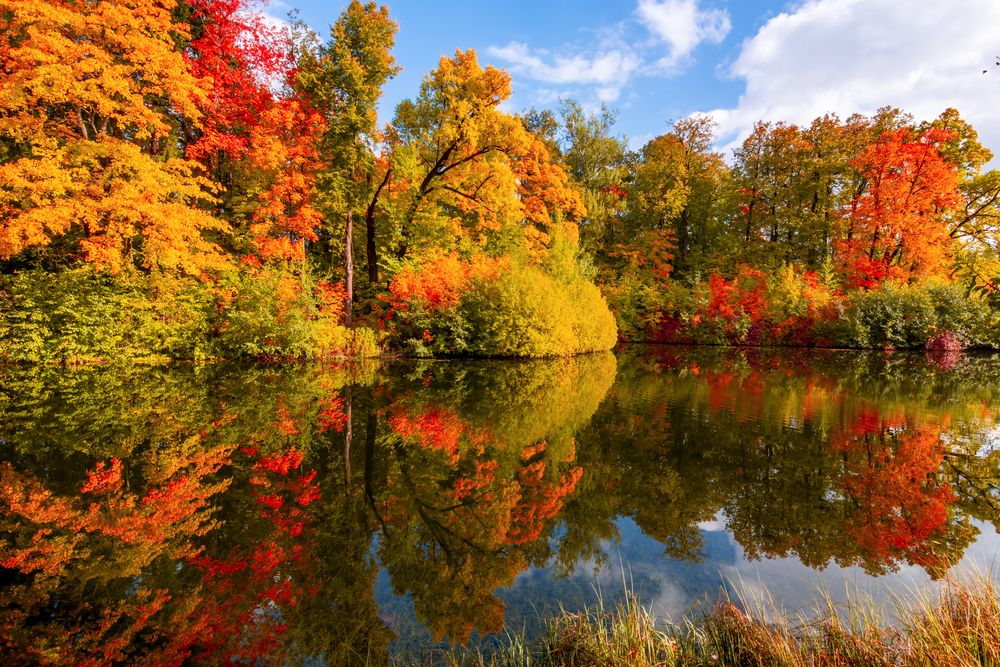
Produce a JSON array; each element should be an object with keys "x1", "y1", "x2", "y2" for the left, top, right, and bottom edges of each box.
[
  {"x1": 0, "y1": 0, "x2": 229, "y2": 273},
  {"x1": 926, "y1": 109, "x2": 1000, "y2": 303},
  {"x1": 391, "y1": 49, "x2": 538, "y2": 259}
]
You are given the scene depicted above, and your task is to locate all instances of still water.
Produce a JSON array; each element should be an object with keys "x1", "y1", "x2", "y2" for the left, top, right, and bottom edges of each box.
[{"x1": 1, "y1": 346, "x2": 999, "y2": 664}]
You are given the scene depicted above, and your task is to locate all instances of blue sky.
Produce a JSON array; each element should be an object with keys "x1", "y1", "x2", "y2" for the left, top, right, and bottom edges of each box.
[{"x1": 270, "y1": 0, "x2": 1000, "y2": 160}]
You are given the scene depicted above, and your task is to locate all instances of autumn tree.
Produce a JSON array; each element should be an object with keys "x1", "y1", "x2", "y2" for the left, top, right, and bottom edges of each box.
[
  {"x1": 521, "y1": 107, "x2": 563, "y2": 162},
  {"x1": 729, "y1": 120, "x2": 816, "y2": 266},
  {"x1": 511, "y1": 136, "x2": 587, "y2": 260},
  {"x1": 625, "y1": 135, "x2": 688, "y2": 240},
  {"x1": 724, "y1": 108, "x2": 914, "y2": 274},
  {"x1": 836, "y1": 126, "x2": 961, "y2": 288},
  {"x1": 666, "y1": 116, "x2": 728, "y2": 271},
  {"x1": 391, "y1": 50, "x2": 532, "y2": 259},
  {"x1": 923, "y1": 108, "x2": 1000, "y2": 304},
  {"x1": 623, "y1": 116, "x2": 727, "y2": 276},
  {"x1": 296, "y1": 0, "x2": 399, "y2": 323},
  {"x1": 0, "y1": 0, "x2": 229, "y2": 273}
]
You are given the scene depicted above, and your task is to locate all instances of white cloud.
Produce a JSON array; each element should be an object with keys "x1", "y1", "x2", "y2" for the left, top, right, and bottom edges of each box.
[
  {"x1": 628, "y1": 131, "x2": 656, "y2": 150},
  {"x1": 249, "y1": 0, "x2": 290, "y2": 32},
  {"x1": 596, "y1": 86, "x2": 623, "y2": 101},
  {"x1": 487, "y1": 41, "x2": 642, "y2": 88},
  {"x1": 486, "y1": 0, "x2": 728, "y2": 108},
  {"x1": 707, "y1": 0, "x2": 1000, "y2": 161},
  {"x1": 487, "y1": 41, "x2": 642, "y2": 103},
  {"x1": 635, "y1": 0, "x2": 731, "y2": 72}
]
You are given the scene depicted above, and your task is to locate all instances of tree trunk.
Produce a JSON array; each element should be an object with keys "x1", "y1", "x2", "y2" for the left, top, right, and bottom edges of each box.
[
  {"x1": 364, "y1": 169, "x2": 392, "y2": 285},
  {"x1": 344, "y1": 386, "x2": 352, "y2": 492},
  {"x1": 345, "y1": 209, "x2": 354, "y2": 326},
  {"x1": 364, "y1": 409, "x2": 387, "y2": 535}
]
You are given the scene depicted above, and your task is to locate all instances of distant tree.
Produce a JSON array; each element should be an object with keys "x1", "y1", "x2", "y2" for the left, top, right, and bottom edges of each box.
[
  {"x1": 296, "y1": 0, "x2": 400, "y2": 323},
  {"x1": 558, "y1": 100, "x2": 629, "y2": 256},
  {"x1": 836, "y1": 126, "x2": 961, "y2": 288}
]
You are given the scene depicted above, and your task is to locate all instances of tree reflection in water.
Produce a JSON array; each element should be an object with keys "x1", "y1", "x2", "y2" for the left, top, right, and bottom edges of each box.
[{"x1": 0, "y1": 348, "x2": 998, "y2": 663}]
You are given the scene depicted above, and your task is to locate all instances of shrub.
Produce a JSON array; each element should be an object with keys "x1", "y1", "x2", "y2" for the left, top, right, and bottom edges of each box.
[
  {"x1": 839, "y1": 281, "x2": 994, "y2": 350},
  {"x1": 0, "y1": 266, "x2": 379, "y2": 362},
  {"x1": 213, "y1": 268, "x2": 319, "y2": 358},
  {"x1": 641, "y1": 265, "x2": 999, "y2": 351},
  {"x1": 462, "y1": 262, "x2": 579, "y2": 357},
  {"x1": 213, "y1": 268, "x2": 378, "y2": 359},
  {"x1": 387, "y1": 253, "x2": 617, "y2": 358},
  {"x1": 1, "y1": 268, "x2": 161, "y2": 362}
]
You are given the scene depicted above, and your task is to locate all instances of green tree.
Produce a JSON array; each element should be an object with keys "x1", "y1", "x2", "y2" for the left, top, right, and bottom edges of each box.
[
  {"x1": 557, "y1": 100, "x2": 629, "y2": 256},
  {"x1": 296, "y1": 0, "x2": 400, "y2": 323}
]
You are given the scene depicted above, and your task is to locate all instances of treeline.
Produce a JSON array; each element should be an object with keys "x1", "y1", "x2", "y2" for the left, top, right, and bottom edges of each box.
[
  {"x1": 576, "y1": 106, "x2": 1000, "y2": 349},
  {"x1": 1, "y1": 0, "x2": 997, "y2": 361},
  {"x1": 0, "y1": 0, "x2": 614, "y2": 360}
]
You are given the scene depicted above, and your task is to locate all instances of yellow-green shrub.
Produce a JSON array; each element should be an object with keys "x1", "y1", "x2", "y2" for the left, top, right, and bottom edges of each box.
[
  {"x1": 0, "y1": 266, "x2": 381, "y2": 362},
  {"x1": 464, "y1": 262, "x2": 578, "y2": 357},
  {"x1": 388, "y1": 254, "x2": 617, "y2": 358}
]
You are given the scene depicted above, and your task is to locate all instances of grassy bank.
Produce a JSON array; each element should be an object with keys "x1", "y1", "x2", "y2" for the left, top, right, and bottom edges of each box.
[{"x1": 401, "y1": 571, "x2": 1000, "y2": 666}]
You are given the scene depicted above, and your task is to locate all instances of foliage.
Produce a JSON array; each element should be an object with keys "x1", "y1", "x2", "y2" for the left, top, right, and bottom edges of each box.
[
  {"x1": 0, "y1": 0, "x2": 231, "y2": 273},
  {"x1": 0, "y1": 439, "x2": 234, "y2": 665},
  {"x1": 0, "y1": 265, "x2": 380, "y2": 361},
  {"x1": 639, "y1": 263, "x2": 996, "y2": 350},
  {"x1": 373, "y1": 354, "x2": 616, "y2": 645},
  {"x1": 295, "y1": 0, "x2": 400, "y2": 320},
  {"x1": 557, "y1": 100, "x2": 629, "y2": 256},
  {"x1": 603, "y1": 107, "x2": 999, "y2": 351},
  {"x1": 387, "y1": 247, "x2": 616, "y2": 358},
  {"x1": 0, "y1": 267, "x2": 227, "y2": 362},
  {"x1": 837, "y1": 127, "x2": 961, "y2": 289},
  {"x1": 3, "y1": 0, "x2": 999, "y2": 362}
]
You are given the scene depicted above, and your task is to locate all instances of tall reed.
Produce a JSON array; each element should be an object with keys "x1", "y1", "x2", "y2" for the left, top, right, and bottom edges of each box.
[{"x1": 393, "y1": 569, "x2": 1000, "y2": 667}]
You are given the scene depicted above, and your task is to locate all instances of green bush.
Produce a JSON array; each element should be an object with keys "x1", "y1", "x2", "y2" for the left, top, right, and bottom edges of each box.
[
  {"x1": 840, "y1": 281, "x2": 995, "y2": 349},
  {"x1": 212, "y1": 269, "x2": 316, "y2": 358},
  {"x1": 0, "y1": 266, "x2": 381, "y2": 362},
  {"x1": 212, "y1": 268, "x2": 382, "y2": 359},
  {"x1": 1, "y1": 268, "x2": 155, "y2": 362},
  {"x1": 924, "y1": 282, "x2": 995, "y2": 347},
  {"x1": 844, "y1": 283, "x2": 930, "y2": 348},
  {"x1": 390, "y1": 256, "x2": 618, "y2": 358}
]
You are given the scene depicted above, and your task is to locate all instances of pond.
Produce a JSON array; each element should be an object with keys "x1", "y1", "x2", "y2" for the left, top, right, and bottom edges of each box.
[{"x1": 1, "y1": 346, "x2": 999, "y2": 665}]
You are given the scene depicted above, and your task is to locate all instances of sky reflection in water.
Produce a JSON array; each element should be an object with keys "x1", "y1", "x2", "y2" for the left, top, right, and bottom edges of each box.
[{"x1": 1, "y1": 346, "x2": 999, "y2": 664}]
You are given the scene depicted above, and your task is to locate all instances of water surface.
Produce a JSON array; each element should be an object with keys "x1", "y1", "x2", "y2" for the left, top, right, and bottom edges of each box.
[{"x1": 1, "y1": 346, "x2": 998, "y2": 664}]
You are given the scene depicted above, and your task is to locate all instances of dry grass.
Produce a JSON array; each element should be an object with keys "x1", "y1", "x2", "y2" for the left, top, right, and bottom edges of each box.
[{"x1": 394, "y1": 570, "x2": 1000, "y2": 667}]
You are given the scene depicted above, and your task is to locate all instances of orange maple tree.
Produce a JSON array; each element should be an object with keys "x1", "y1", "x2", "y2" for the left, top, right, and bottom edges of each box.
[
  {"x1": 837, "y1": 127, "x2": 962, "y2": 288},
  {"x1": 0, "y1": 0, "x2": 230, "y2": 272}
]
